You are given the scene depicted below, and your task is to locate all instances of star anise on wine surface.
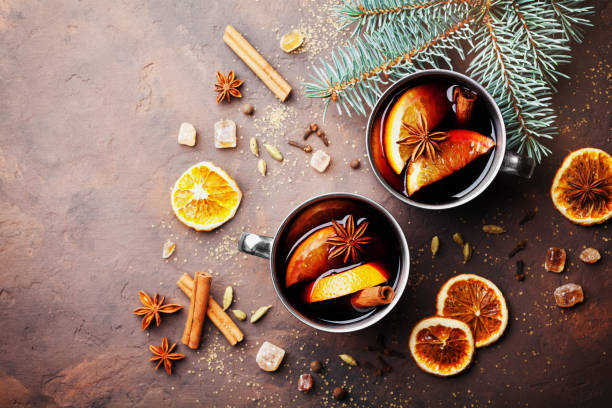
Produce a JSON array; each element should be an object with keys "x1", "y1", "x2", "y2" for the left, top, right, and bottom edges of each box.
[
  {"x1": 133, "y1": 291, "x2": 182, "y2": 331},
  {"x1": 397, "y1": 111, "x2": 449, "y2": 162},
  {"x1": 149, "y1": 337, "x2": 184, "y2": 375},
  {"x1": 214, "y1": 70, "x2": 243, "y2": 104},
  {"x1": 325, "y1": 215, "x2": 375, "y2": 263},
  {"x1": 562, "y1": 157, "x2": 612, "y2": 212}
]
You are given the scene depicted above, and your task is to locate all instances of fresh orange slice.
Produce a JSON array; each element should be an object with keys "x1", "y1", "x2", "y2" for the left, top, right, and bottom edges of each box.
[
  {"x1": 383, "y1": 83, "x2": 450, "y2": 174},
  {"x1": 280, "y1": 30, "x2": 304, "y2": 53},
  {"x1": 303, "y1": 262, "x2": 388, "y2": 303},
  {"x1": 409, "y1": 316, "x2": 474, "y2": 376},
  {"x1": 171, "y1": 161, "x2": 242, "y2": 231},
  {"x1": 406, "y1": 129, "x2": 495, "y2": 196},
  {"x1": 550, "y1": 147, "x2": 612, "y2": 226},
  {"x1": 436, "y1": 274, "x2": 508, "y2": 348}
]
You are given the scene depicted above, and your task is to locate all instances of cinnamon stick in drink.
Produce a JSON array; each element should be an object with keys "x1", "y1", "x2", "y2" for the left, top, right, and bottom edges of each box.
[
  {"x1": 453, "y1": 87, "x2": 477, "y2": 128},
  {"x1": 351, "y1": 286, "x2": 395, "y2": 308},
  {"x1": 177, "y1": 273, "x2": 244, "y2": 346},
  {"x1": 182, "y1": 272, "x2": 212, "y2": 349}
]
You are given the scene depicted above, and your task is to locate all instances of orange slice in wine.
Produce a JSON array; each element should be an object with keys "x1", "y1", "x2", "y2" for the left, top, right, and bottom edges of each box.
[
  {"x1": 436, "y1": 274, "x2": 508, "y2": 348},
  {"x1": 303, "y1": 262, "x2": 388, "y2": 303},
  {"x1": 409, "y1": 316, "x2": 475, "y2": 376},
  {"x1": 285, "y1": 225, "x2": 339, "y2": 287},
  {"x1": 383, "y1": 83, "x2": 450, "y2": 174},
  {"x1": 406, "y1": 129, "x2": 495, "y2": 196}
]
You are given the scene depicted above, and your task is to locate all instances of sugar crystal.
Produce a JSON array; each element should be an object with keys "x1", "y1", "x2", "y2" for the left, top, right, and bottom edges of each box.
[
  {"x1": 554, "y1": 283, "x2": 583, "y2": 308},
  {"x1": 214, "y1": 119, "x2": 237, "y2": 148},
  {"x1": 545, "y1": 247, "x2": 566, "y2": 273},
  {"x1": 256, "y1": 341, "x2": 285, "y2": 372},
  {"x1": 310, "y1": 150, "x2": 330, "y2": 173}
]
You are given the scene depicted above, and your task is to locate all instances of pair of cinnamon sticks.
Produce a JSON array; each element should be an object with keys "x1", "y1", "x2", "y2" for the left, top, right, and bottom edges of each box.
[{"x1": 178, "y1": 272, "x2": 244, "y2": 349}]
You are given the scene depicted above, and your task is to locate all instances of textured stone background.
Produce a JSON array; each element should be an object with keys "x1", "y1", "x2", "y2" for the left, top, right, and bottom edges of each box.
[{"x1": 0, "y1": 0, "x2": 610, "y2": 407}]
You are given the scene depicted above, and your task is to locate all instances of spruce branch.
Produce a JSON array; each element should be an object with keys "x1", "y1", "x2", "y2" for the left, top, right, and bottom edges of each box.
[{"x1": 549, "y1": 0, "x2": 593, "y2": 42}]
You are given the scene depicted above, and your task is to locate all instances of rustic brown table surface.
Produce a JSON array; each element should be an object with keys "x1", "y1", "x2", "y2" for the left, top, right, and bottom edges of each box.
[{"x1": 1, "y1": 1, "x2": 611, "y2": 407}]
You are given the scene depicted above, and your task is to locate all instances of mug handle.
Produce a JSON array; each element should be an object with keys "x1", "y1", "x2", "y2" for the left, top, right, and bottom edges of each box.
[
  {"x1": 238, "y1": 232, "x2": 273, "y2": 259},
  {"x1": 499, "y1": 150, "x2": 535, "y2": 179}
]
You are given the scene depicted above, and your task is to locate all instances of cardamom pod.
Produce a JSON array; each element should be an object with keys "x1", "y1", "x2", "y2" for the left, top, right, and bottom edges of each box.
[
  {"x1": 250, "y1": 137, "x2": 259, "y2": 157},
  {"x1": 231, "y1": 309, "x2": 247, "y2": 321},
  {"x1": 482, "y1": 224, "x2": 506, "y2": 234},
  {"x1": 222, "y1": 286, "x2": 233, "y2": 311},
  {"x1": 339, "y1": 354, "x2": 358, "y2": 367},
  {"x1": 250, "y1": 305, "x2": 272, "y2": 323},
  {"x1": 452, "y1": 232, "x2": 464, "y2": 246},
  {"x1": 258, "y1": 159, "x2": 267, "y2": 176},
  {"x1": 431, "y1": 236, "x2": 439, "y2": 257},
  {"x1": 264, "y1": 143, "x2": 283, "y2": 161},
  {"x1": 463, "y1": 242, "x2": 472, "y2": 264}
]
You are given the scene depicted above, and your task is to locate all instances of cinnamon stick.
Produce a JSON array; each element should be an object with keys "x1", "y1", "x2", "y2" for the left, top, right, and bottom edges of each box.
[
  {"x1": 351, "y1": 286, "x2": 395, "y2": 308},
  {"x1": 182, "y1": 272, "x2": 211, "y2": 349},
  {"x1": 177, "y1": 273, "x2": 244, "y2": 346},
  {"x1": 453, "y1": 87, "x2": 477, "y2": 128},
  {"x1": 223, "y1": 25, "x2": 292, "y2": 102}
]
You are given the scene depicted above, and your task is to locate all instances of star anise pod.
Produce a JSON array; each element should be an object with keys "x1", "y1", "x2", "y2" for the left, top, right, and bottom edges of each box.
[
  {"x1": 133, "y1": 291, "x2": 182, "y2": 330},
  {"x1": 397, "y1": 111, "x2": 449, "y2": 162},
  {"x1": 325, "y1": 215, "x2": 375, "y2": 263},
  {"x1": 562, "y1": 157, "x2": 611, "y2": 212},
  {"x1": 214, "y1": 70, "x2": 243, "y2": 104},
  {"x1": 149, "y1": 336, "x2": 185, "y2": 375}
]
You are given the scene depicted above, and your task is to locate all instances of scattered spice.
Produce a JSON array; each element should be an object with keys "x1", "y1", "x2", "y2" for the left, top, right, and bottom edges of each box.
[
  {"x1": 309, "y1": 123, "x2": 318, "y2": 132},
  {"x1": 310, "y1": 360, "x2": 322, "y2": 373},
  {"x1": 257, "y1": 159, "x2": 267, "y2": 176},
  {"x1": 515, "y1": 260, "x2": 525, "y2": 281},
  {"x1": 431, "y1": 235, "x2": 439, "y2": 257},
  {"x1": 214, "y1": 70, "x2": 243, "y2": 104},
  {"x1": 303, "y1": 123, "x2": 317, "y2": 140},
  {"x1": 288, "y1": 140, "x2": 312, "y2": 153},
  {"x1": 519, "y1": 210, "x2": 536, "y2": 225},
  {"x1": 251, "y1": 305, "x2": 272, "y2": 323},
  {"x1": 280, "y1": 29, "x2": 305, "y2": 53},
  {"x1": 297, "y1": 374, "x2": 313, "y2": 391},
  {"x1": 249, "y1": 137, "x2": 259, "y2": 157},
  {"x1": 222, "y1": 286, "x2": 233, "y2": 311},
  {"x1": 231, "y1": 309, "x2": 247, "y2": 321},
  {"x1": 482, "y1": 224, "x2": 506, "y2": 234},
  {"x1": 452, "y1": 232, "x2": 464, "y2": 246},
  {"x1": 263, "y1": 143, "x2": 283, "y2": 161},
  {"x1": 149, "y1": 337, "x2": 185, "y2": 375},
  {"x1": 162, "y1": 239, "x2": 176, "y2": 259},
  {"x1": 333, "y1": 387, "x2": 347, "y2": 400},
  {"x1": 326, "y1": 215, "x2": 375, "y2": 263},
  {"x1": 462, "y1": 242, "x2": 472, "y2": 264},
  {"x1": 397, "y1": 111, "x2": 449, "y2": 162},
  {"x1": 316, "y1": 129, "x2": 330, "y2": 146},
  {"x1": 508, "y1": 240, "x2": 527, "y2": 258},
  {"x1": 133, "y1": 291, "x2": 182, "y2": 331},
  {"x1": 579, "y1": 248, "x2": 600, "y2": 263},
  {"x1": 339, "y1": 354, "x2": 358, "y2": 367},
  {"x1": 350, "y1": 159, "x2": 360, "y2": 169},
  {"x1": 242, "y1": 103, "x2": 254, "y2": 115}
]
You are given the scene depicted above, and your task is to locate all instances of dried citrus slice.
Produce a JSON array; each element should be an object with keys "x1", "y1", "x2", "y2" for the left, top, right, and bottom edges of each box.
[
  {"x1": 171, "y1": 161, "x2": 242, "y2": 231},
  {"x1": 383, "y1": 83, "x2": 450, "y2": 174},
  {"x1": 436, "y1": 274, "x2": 508, "y2": 348},
  {"x1": 550, "y1": 147, "x2": 612, "y2": 226},
  {"x1": 280, "y1": 30, "x2": 304, "y2": 53},
  {"x1": 406, "y1": 130, "x2": 495, "y2": 196},
  {"x1": 409, "y1": 316, "x2": 474, "y2": 376},
  {"x1": 303, "y1": 262, "x2": 388, "y2": 303}
]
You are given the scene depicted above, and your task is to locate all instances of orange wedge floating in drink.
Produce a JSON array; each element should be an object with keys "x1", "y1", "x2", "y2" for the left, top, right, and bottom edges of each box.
[
  {"x1": 285, "y1": 225, "x2": 341, "y2": 287},
  {"x1": 383, "y1": 83, "x2": 450, "y2": 174},
  {"x1": 436, "y1": 274, "x2": 508, "y2": 348},
  {"x1": 409, "y1": 316, "x2": 475, "y2": 376},
  {"x1": 303, "y1": 262, "x2": 389, "y2": 303},
  {"x1": 406, "y1": 129, "x2": 495, "y2": 196}
]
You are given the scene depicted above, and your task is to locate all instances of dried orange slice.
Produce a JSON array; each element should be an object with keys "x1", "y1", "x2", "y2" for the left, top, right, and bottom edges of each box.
[
  {"x1": 550, "y1": 147, "x2": 612, "y2": 226},
  {"x1": 280, "y1": 30, "x2": 304, "y2": 53},
  {"x1": 171, "y1": 161, "x2": 242, "y2": 231},
  {"x1": 436, "y1": 274, "x2": 508, "y2": 348},
  {"x1": 409, "y1": 316, "x2": 474, "y2": 376},
  {"x1": 303, "y1": 262, "x2": 388, "y2": 303}
]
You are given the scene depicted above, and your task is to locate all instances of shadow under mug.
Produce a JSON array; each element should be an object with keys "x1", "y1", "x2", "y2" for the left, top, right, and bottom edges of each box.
[
  {"x1": 237, "y1": 192, "x2": 410, "y2": 333},
  {"x1": 366, "y1": 69, "x2": 536, "y2": 210}
]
